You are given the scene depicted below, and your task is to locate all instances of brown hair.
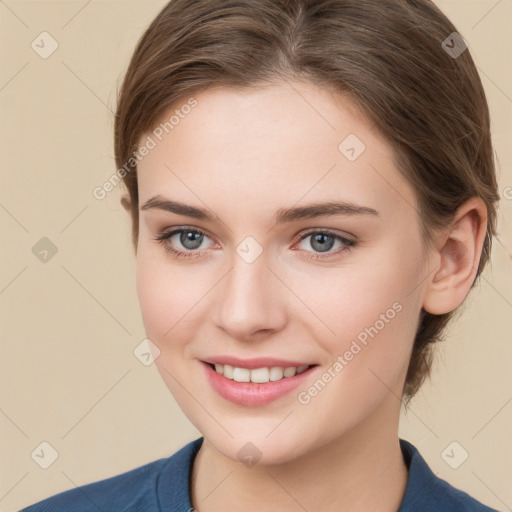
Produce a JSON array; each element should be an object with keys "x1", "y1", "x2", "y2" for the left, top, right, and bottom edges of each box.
[{"x1": 114, "y1": 0, "x2": 500, "y2": 401}]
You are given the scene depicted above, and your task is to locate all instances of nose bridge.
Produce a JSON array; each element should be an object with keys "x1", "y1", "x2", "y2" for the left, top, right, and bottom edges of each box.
[{"x1": 214, "y1": 237, "x2": 286, "y2": 338}]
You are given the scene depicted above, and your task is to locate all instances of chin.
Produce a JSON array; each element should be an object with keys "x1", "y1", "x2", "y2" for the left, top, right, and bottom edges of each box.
[{"x1": 201, "y1": 427, "x2": 314, "y2": 467}]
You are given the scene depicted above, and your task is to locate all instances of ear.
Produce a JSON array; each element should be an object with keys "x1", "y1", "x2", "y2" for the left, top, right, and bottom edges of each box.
[
  {"x1": 120, "y1": 194, "x2": 131, "y2": 212},
  {"x1": 422, "y1": 197, "x2": 488, "y2": 315}
]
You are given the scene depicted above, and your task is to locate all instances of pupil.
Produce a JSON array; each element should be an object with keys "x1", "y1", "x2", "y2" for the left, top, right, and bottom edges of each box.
[
  {"x1": 181, "y1": 231, "x2": 203, "y2": 249},
  {"x1": 312, "y1": 234, "x2": 334, "y2": 253}
]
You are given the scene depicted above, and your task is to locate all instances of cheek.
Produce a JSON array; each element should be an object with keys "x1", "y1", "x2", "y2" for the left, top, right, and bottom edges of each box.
[
  {"x1": 293, "y1": 270, "x2": 420, "y2": 434},
  {"x1": 136, "y1": 251, "x2": 168, "y2": 336},
  {"x1": 135, "y1": 246, "x2": 192, "y2": 346},
  {"x1": 290, "y1": 243, "x2": 423, "y2": 392},
  {"x1": 293, "y1": 249, "x2": 419, "y2": 346},
  {"x1": 135, "y1": 243, "x2": 218, "y2": 358},
  {"x1": 135, "y1": 247, "x2": 217, "y2": 428}
]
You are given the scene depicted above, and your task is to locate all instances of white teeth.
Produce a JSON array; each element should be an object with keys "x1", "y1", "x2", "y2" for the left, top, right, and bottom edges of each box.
[
  {"x1": 223, "y1": 364, "x2": 234, "y2": 379},
  {"x1": 211, "y1": 363, "x2": 311, "y2": 383},
  {"x1": 233, "y1": 367, "x2": 250, "y2": 382},
  {"x1": 283, "y1": 366, "x2": 297, "y2": 378},
  {"x1": 269, "y1": 367, "x2": 284, "y2": 381},
  {"x1": 250, "y1": 367, "x2": 269, "y2": 383}
]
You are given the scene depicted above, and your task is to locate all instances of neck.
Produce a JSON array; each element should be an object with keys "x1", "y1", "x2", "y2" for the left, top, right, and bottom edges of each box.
[{"x1": 190, "y1": 397, "x2": 409, "y2": 512}]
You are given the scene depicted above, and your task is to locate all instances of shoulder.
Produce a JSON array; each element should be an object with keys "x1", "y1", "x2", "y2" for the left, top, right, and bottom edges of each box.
[
  {"x1": 398, "y1": 439, "x2": 498, "y2": 512},
  {"x1": 19, "y1": 437, "x2": 204, "y2": 512},
  {"x1": 19, "y1": 457, "x2": 169, "y2": 512}
]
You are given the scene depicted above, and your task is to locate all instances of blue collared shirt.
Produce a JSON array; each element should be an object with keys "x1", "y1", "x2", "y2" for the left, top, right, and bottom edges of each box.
[{"x1": 20, "y1": 438, "x2": 498, "y2": 511}]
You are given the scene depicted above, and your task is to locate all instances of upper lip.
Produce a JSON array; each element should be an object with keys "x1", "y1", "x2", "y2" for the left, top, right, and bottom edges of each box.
[{"x1": 202, "y1": 356, "x2": 317, "y2": 370}]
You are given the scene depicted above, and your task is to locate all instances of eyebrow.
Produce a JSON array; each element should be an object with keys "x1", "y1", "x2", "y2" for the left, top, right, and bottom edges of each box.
[{"x1": 140, "y1": 195, "x2": 379, "y2": 224}]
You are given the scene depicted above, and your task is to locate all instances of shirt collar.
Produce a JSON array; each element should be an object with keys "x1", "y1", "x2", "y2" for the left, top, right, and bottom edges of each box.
[{"x1": 157, "y1": 437, "x2": 440, "y2": 511}]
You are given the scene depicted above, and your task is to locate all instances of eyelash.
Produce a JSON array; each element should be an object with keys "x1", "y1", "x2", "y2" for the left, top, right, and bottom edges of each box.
[{"x1": 153, "y1": 227, "x2": 357, "y2": 261}]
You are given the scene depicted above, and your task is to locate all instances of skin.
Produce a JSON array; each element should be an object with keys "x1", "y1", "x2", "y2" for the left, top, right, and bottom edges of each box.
[{"x1": 123, "y1": 79, "x2": 487, "y2": 512}]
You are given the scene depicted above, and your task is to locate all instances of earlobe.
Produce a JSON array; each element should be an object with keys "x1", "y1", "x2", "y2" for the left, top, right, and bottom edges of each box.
[
  {"x1": 422, "y1": 197, "x2": 487, "y2": 315},
  {"x1": 121, "y1": 194, "x2": 131, "y2": 212}
]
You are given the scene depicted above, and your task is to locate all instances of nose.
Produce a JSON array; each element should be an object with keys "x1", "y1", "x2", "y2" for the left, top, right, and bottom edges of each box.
[{"x1": 213, "y1": 248, "x2": 288, "y2": 342}]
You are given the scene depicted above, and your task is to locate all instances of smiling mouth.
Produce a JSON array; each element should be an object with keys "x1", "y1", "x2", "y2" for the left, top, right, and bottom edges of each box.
[{"x1": 204, "y1": 362, "x2": 318, "y2": 384}]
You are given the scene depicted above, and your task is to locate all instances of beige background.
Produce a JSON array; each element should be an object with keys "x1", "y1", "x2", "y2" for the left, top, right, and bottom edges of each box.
[{"x1": 0, "y1": 1, "x2": 511, "y2": 511}]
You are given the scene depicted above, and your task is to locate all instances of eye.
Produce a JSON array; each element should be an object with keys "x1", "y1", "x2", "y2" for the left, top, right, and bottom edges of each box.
[
  {"x1": 154, "y1": 227, "x2": 357, "y2": 261},
  {"x1": 294, "y1": 229, "x2": 356, "y2": 260},
  {"x1": 154, "y1": 227, "x2": 215, "y2": 259}
]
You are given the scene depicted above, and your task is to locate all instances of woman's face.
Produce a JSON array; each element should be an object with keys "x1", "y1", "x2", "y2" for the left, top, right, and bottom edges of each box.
[{"x1": 135, "y1": 80, "x2": 431, "y2": 464}]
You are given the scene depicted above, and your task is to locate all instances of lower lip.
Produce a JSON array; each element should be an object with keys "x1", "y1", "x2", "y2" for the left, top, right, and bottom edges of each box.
[{"x1": 202, "y1": 362, "x2": 318, "y2": 407}]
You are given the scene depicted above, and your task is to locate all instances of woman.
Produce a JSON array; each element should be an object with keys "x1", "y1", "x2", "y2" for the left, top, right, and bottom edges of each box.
[{"x1": 21, "y1": 0, "x2": 500, "y2": 510}]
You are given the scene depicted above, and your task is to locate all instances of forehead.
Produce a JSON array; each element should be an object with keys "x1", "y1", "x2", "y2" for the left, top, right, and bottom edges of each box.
[{"x1": 136, "y1": 80, "x2": 417, "y2": 222}]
